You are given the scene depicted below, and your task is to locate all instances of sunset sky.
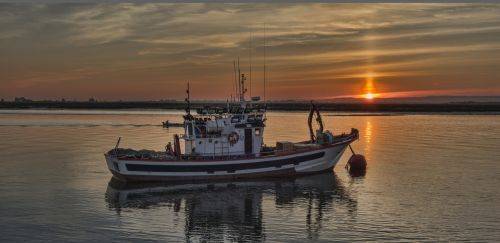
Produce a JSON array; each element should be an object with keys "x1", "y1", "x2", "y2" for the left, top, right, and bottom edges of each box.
[{"x1": 1, "y1": 3, "x2": 500, "y2": 101}]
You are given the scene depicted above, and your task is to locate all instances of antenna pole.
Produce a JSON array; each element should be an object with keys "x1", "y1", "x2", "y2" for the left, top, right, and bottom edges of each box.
[
  {"x1": 185, "y1": 81, "x2": 191, "y2": 116},
  {"x1": 263, "y1": 24, "x2": 267, "y2": 103},
  {"x1": 238, "y1": 57, "x2": 241, "y2": 101},
  {"x1": 241, "y1": 73, "x2": 246, "y2": 102},
  {"x1": 233, "y1": 60, "x2": 237, "y2": 102},
  {"x1": 249, "y1": 32, "x2": 252, "y2": 99}
]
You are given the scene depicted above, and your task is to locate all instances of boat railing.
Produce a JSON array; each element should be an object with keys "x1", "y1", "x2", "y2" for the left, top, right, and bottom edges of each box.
[
  {"x1": 180, "y1": 133, "x2": 223, "y2": 140},
  {"x1": 180, "y1": 153, "x2": 258, "y2": 161},
  {"x1": 109, "y1": 128, "x2": 358, "y2": 161}
]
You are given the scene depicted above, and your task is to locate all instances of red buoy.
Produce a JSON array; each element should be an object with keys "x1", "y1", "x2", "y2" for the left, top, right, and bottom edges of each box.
[
  {"x1": 347, "y1": 154, "x2": 367, "y2": 171},
  {"x1": 346, "y1": 145, "x2": 367, "y2": 176}
]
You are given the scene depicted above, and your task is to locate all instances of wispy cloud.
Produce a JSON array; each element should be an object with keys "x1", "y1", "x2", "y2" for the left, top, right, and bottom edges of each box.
[{"x1": 1, "y1": 3, "x2": 499, "y2": 100}]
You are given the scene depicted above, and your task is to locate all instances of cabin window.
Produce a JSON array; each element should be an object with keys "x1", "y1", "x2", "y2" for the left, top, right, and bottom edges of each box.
[
  {"x1": 209, "y1": 139, "x2": 212, "y2": 143},
  {"x1": 231, "y1": 114, "x2": 243, "y2": 123}
]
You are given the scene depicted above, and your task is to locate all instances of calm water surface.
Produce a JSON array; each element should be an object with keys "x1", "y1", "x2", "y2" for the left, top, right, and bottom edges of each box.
[{"x1": 0, "y1": 110, "x2": 499, "y2": 242}]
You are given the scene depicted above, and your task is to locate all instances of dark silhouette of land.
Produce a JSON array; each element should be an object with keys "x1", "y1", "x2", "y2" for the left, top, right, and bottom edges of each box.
[{"x1": 1, "y1": 99, "x2": 499, "y2": 113}]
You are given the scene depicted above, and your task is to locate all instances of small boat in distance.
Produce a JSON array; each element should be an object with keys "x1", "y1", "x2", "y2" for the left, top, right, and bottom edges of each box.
[
  {"x1": 105, "y1": 72, "x2": 359, "y2": 182},
  {"x1": 162, "y1": 120, "x2": 183, "y2": 128}
]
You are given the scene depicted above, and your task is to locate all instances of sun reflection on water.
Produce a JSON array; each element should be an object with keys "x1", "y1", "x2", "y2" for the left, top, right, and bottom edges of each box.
[{"x1": 364, "y1": 119, "x2": 373, "y2": 157}]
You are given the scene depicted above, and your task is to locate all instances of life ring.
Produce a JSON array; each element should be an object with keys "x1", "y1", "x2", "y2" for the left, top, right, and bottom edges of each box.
[{"x1": 228, "y1": 132, "x2": 239, "y2": 145}]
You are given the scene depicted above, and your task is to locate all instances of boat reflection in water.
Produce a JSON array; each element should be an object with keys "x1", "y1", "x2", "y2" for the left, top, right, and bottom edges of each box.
[{"x1": 105, "y1": 172, "x2": 357, "y2": 241}]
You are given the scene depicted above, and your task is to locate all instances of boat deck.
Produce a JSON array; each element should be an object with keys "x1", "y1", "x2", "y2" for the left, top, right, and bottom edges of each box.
[{"x1": 107, "y1": 129, "x2": 358, "y2": 163}]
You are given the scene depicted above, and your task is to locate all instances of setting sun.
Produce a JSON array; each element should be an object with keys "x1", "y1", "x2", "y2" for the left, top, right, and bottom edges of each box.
[
  {"x1": 362, "y1": 71, "x2": 378, "y2": 100},
  {"x1": 364, "y1": 93, "x2": 375, "y2": 100}
]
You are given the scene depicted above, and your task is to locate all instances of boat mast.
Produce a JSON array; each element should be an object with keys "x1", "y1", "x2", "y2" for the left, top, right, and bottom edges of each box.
[
  {"x1": 233, "y1": 61, "x2": 237, "y2": 102},
  {"x1": 184, "y1": 82, "x2": 191, "y2": 119},
  {"x1": 238, "y1": 62, "x2": 247, "y2": 102},
  {"x1": 237, "y1": 57, "x2": 241, "y2": 101},
  {"x1": 249, "y1": 32, "x2": 252, "y2": 98},
  {"x1": 240, "y1": 73, "x2": 247, "y2": 102},
  {"x1": 263, "y1": 24, "x2": 267, "y2": 104}
]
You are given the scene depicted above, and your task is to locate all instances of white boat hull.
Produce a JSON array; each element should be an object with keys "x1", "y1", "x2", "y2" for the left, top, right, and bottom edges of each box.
[{"x1": 105, "y1": 140, "x2": 353, "y2": 182}]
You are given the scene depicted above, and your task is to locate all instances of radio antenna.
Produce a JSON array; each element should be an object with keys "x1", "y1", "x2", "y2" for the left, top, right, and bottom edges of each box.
[
  {"x1": 185, "y1": 81, "x2": 191, "y2": 116},
  {"x1": 233, "y1": 60, "x2": 237, "y2": 102},
  {"x1": 237, "y1": 57, "x2": 241, "y2": 101},
  {"x1": 249, "y1": 32, "x2": 252, "y2": 98},
  {"x1": 263, "y1": 24, "x2": 267, "y2": 103}
]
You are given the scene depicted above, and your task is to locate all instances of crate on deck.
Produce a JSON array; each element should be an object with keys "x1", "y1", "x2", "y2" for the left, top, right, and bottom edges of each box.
[{"x1": 276, "y1": 141, "x2": 294, "y2": 153}]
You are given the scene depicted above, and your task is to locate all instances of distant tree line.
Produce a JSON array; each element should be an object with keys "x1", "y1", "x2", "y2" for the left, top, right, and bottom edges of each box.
[{"x1": 0, "y1": 99, "x2": 499, "y2": 112}]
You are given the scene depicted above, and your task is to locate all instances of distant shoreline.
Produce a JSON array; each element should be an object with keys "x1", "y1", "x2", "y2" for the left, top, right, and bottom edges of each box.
[{"x1": 1, "y1": 101, "x2": 500, "y2": 113}]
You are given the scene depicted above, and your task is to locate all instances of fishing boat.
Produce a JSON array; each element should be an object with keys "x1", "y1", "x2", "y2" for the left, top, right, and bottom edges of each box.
[{"x1": 105, "y1": 71, "x2": 359, "y2": 182}]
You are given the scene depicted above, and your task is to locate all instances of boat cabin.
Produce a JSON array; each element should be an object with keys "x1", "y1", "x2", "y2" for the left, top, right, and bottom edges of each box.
[{"x1": 182, "y1": 102, "x2": 266, "y2": 157}]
